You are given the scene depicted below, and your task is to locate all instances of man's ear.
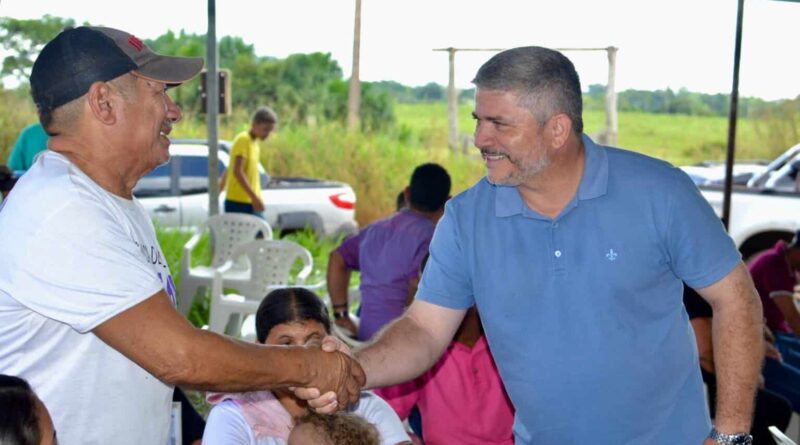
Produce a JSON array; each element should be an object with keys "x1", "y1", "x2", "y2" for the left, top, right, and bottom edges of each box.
[
  {"x1": 85, "y1": 81, "x2": 118, "y2": 126},
  {"x1": 546, "y1": 113, "x2": 573, "y2": 149}
]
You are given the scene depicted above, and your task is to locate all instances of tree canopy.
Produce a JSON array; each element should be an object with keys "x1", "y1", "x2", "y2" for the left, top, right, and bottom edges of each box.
[{"x1": 0, "y1": 15, "x2": 80, "y2": 81}]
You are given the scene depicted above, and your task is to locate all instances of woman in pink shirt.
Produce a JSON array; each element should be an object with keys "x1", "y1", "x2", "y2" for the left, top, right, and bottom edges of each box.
[{"x1": 375, "y1": 307, "x2": 515, "y2": 445}]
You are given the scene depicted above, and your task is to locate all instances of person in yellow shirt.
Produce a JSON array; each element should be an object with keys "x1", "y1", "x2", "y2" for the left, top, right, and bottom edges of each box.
[{"x1": 223, "y1": 106, "x2": 277, "y2": 215}]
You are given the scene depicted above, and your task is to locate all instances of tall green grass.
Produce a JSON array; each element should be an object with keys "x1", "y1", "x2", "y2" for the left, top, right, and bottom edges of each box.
[{"x1": 0, "y1": 89, "x2": 38, "y2": 162}]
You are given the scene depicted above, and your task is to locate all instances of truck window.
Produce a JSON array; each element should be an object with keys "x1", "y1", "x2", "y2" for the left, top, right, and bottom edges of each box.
[{"x1": 177, "y1": 155, "x2": 226, "y2": 195}]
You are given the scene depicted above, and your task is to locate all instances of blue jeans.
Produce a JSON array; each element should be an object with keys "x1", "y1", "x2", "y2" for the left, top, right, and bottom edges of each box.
[
  {"x1": 224, "y1": 199, "x2": 261, "y2": 216},
  {"x1": 764, "y1": 332, "x2": 800, "y2": 412}
]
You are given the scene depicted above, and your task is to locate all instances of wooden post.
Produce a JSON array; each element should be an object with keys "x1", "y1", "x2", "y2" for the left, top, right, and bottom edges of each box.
[
  {"x1": 447, "y1": 48, "x2": 458, "y2": 151},
  {"x1": 347, "y1": 0, "x2": 362, "y2": 131},
  {"x1": 605, "y1": 47, "x2": 618, "y2": 146}
]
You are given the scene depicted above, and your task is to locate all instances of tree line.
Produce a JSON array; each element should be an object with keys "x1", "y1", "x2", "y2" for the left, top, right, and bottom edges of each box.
[{"x1": 1, "y1": 15, "x2": 796, "y2": 130}]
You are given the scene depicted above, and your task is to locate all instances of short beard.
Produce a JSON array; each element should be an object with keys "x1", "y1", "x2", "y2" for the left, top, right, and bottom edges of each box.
[{"x1": 487, "y1": 149, "x2": 551, "y2": 186}]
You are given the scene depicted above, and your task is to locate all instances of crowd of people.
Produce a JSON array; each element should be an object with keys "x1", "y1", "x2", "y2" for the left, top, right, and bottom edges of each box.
[{"x1": 1, "y1": 23, "x2": 797, "y2": 445}]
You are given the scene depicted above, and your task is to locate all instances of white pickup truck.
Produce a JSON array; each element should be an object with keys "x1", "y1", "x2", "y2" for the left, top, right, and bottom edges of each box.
[
  {"x1": 680, "y1": 143, "x2": 800, "y2": 259},
  {"x1": 133, "y1": 140, "x2": 358, "y2": 237}
]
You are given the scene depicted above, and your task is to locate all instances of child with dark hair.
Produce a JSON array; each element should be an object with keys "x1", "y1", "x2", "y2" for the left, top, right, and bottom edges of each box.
[
  {"x1": 203, "y1": 287, "x2": 410, "y2": 445},
  {"x1": 288, "y1": 411, "x2": 379, "y2": 445},
  {"x1": 0, "y1": 374, "x2": 56, "y2": 445}
]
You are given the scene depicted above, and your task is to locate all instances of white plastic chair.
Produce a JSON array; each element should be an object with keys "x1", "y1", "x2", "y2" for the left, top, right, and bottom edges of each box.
[
  {"x1": 178, "y1": 213, "x2": 272, "y2": 315},
  {"x1": 208, "y1": 239, "x2": 323, "y2": 336},
  {"x1": 770, "y1": 425, "x2": 798, "y2": 445}
]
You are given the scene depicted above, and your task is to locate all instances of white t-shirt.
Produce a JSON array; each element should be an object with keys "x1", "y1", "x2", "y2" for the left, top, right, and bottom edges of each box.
[
  {"x1": 0, "y1": 151, "x2": 177, "y2": 445},
  {"x1": 203, "y1": 391, "x2": 411, "y2": 445}
]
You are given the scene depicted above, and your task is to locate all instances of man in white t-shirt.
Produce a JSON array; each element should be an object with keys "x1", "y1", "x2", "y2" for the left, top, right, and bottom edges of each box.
[{"x1": 0, "y1": 26, "x2": 364, "y2": 445}]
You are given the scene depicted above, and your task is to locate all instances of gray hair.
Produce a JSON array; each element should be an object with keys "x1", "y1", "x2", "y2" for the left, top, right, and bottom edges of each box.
[
  {"x1": 252, "y1": 106, "x2": 278, "y2": 124},
  {"x1": 472, "y1": 46, "x2": 583, "y2": 135}
]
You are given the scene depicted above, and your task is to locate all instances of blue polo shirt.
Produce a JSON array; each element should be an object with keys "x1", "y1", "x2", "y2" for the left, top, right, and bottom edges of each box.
[{"x1": 417, "y1": 135, "x2": 741, "y2": 444}]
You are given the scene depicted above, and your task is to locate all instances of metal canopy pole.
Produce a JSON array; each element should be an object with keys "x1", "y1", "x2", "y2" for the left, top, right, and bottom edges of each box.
[
  {"x1": 722, "y1": 0, "x2": 745, "y2": 230},
  {"x1": 207, "y1": 0, "x2": 220, "y2": 217}
]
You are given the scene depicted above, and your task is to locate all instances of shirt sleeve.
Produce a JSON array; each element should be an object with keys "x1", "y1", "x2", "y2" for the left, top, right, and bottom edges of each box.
[
  {"x1": 203, "y1": 401, "x2": 255, "y2": 445},
  {"x1": 665, "y1": 168, "x2": 742, "y2": 289},
  {"x1": 337, "y1": 231, "x2": 364, "y2": 270},
  {"x1": 229, "y1": 133, "x2": 249, "y2": 161},
  {"x1": 416, "y1": 201, "x2": 475, "y2": 309},
  {"x1": 9, "y1": 197, "x2": 163, "y2": 333},
  {"x1": 354, "y1": 392, "x2": 411, "y2": 445}
]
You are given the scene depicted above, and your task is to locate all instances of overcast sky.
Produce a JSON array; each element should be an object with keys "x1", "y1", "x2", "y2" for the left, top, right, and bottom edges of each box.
[{"x1": 2, "y1": 0, "x2": 799, "y2": 100}]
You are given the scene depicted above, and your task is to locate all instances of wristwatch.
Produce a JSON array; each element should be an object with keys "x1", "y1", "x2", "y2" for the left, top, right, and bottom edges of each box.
[
  {"x1": 333, "y1": 310, "x2": 349, "y2": 319},
  {"x1": 709, "y1": 427, "x2": 753, "y2": 445}
]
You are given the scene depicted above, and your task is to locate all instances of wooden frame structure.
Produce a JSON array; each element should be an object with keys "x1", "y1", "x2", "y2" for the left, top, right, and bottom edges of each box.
[{"x1": 433, "y1": 46, "x2": 618, "y2": 150}]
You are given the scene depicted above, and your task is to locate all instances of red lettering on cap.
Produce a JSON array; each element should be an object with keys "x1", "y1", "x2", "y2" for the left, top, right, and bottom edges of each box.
[{"x1": 127, "y1": 36, "x2": 144, "y2": 52}]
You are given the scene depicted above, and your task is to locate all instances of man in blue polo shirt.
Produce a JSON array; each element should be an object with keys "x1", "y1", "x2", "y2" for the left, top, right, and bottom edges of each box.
[{"x1": 309, "y1": 47, "x2": 764, "y2": 444}]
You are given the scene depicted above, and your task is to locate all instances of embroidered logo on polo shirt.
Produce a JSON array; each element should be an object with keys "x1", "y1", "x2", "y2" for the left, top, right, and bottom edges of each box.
[{"x1": 605, "y1": 249, "x2": 618, "y2": 261}]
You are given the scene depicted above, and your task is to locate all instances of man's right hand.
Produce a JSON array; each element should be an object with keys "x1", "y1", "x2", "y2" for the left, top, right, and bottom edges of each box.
[
  {"x1": 335, "y1": 315, "x2": 358, "y2": 338},
  {"x1": 300, "y1": 347, "x2": 365, "y2": 412}
]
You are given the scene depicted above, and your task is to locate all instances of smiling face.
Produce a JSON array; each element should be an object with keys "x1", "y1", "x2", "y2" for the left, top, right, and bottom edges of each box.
[
  {"x1": 473, "y1": 88, "x2": 552, "y2": 187},
  {"x1": 113, "y1": 73, "x2": 182, "y2": 172}
]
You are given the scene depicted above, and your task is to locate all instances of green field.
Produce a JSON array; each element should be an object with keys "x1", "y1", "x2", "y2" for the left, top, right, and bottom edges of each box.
[
  {"x1": 395, "y1": 101, "x2": 786, "y2": 167},
  {"x1": 2, "y1": 90, "x2": 795, "y2": 225}
]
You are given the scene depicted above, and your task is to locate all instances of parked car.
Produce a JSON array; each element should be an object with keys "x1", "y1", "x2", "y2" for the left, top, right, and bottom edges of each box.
[
  {"x1": 679, "y1": 142, "x2": 800, "y2": 259},
  {"x1": 680, "y1": 161, "x2": 768, "y2": 187},
  {"x1": 133, "y1": 139, "x2": 358, "y2": 237}
]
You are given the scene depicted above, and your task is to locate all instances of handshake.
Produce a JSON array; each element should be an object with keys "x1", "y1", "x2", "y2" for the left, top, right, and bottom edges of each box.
[{"x1": 292, "y1": 336, "x2": 368, "y2": 413}]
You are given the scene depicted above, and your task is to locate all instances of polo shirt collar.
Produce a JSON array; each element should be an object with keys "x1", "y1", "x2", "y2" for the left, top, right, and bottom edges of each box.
[{"x1": 494, "y1": 134, "x2": 608, "y2": 218}]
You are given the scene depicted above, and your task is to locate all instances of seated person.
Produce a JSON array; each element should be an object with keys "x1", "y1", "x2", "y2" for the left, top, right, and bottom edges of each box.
[
  {"x1": 375, "y1": 255, "x2": 515, "y2": 445},
  {"x1": 288, "y1": 411, "x2": 379, "y2": 445},
  {"x1": 203, "y1": 287, "x2": 410, "y2": 445},
  {"x1": 0, "y1": 374, "x2": 56, "y2": 445},
  {"x1": 328, "y1": 163, "x2": 451, "y2": 341},
  {"x1": 748, "y1": 230, "x2": 800, "y2": 408},
  {"x1": 683, "y1": 284, "x2": 792, "y2": 444}
]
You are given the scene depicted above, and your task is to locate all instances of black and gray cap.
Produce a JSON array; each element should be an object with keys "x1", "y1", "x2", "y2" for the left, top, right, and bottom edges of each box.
[{"x1": 30, "y1": 26, "x2": 204, "y2": 113}]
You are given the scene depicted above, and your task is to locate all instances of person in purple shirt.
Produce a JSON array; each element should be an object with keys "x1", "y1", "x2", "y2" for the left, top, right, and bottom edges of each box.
[
  {"x1": 748, "y1": 230, "x2": 800, "y2": 411},
  {"x1": 327, "y1": 163, "x2": 451, "y2": 341}
]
